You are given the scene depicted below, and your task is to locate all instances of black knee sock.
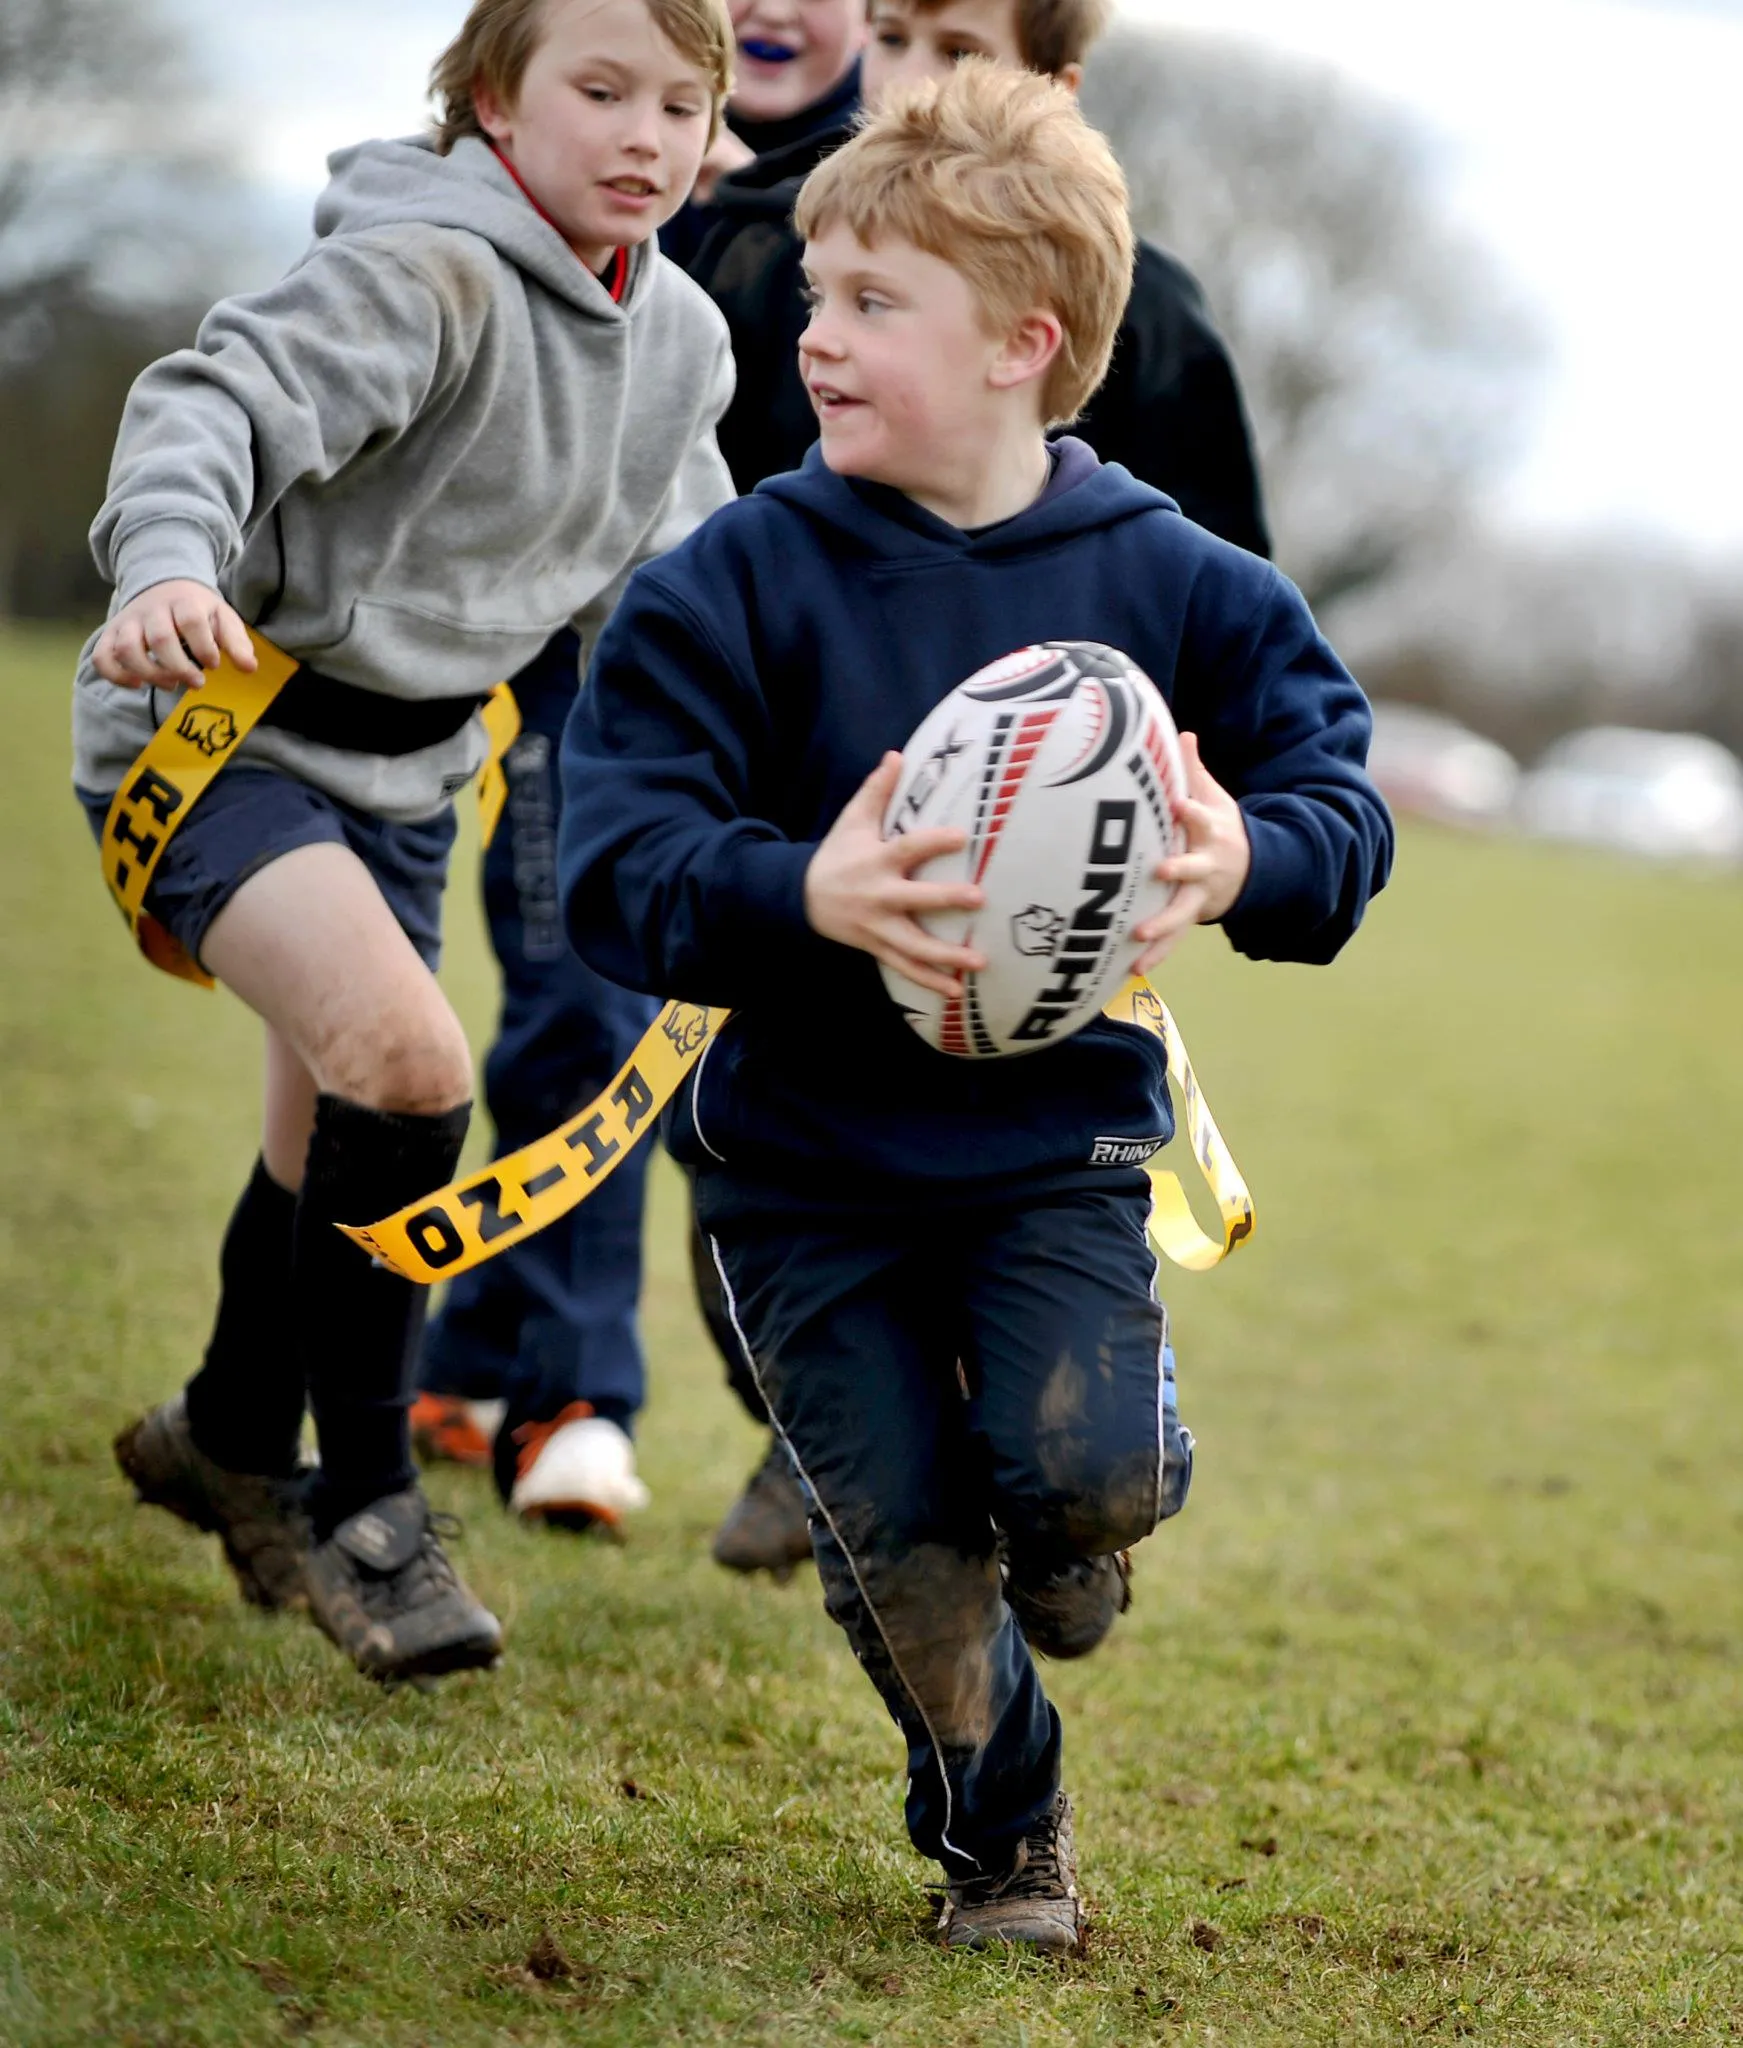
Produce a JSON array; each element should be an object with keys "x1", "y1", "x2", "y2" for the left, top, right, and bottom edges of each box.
[
  {"x1": 295, "y1": 1094, "x2": 470, "y2": 1533},
  {"x1": 184, "y1": 1157, "x2": 304, "y2": 1477}
]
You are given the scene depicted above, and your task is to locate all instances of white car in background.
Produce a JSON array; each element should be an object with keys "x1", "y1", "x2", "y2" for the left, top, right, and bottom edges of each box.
[
  {"x1": 1365, "y1": 702, "x2": 1521, "y2": 828},
  {"x1": 1517, "y1": 727, "x2": 1743, "y2": 863}
]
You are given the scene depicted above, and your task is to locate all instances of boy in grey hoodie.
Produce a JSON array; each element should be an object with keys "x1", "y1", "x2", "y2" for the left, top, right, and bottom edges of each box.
[{"x1": 77, "y1": 0, "x2": 738, "y2": 1685}]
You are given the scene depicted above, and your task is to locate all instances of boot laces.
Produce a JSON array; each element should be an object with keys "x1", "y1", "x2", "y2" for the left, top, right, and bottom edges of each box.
[
  {"x1": 511, "y1": 1401, "x2": 595, "y2": 1480},
  {"x1": 952, "y1": 1809, "x2": 1064, "y2": 1906},
  {"x1": 360, "y1": 1509, "x2": 464, "y2": 1611}
]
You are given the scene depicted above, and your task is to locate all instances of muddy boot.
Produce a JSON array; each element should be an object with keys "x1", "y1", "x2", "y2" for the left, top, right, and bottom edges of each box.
[
  {"x1": 114, "y1": 1394, "x2": 311, "y2": 1611},
  {"x1": 938, "y1": 1792, "x2": 1084, "y2": 1954},
  {"x1": 302, "y1": 1487, "x2": 502, "y2": 1685},
  {"x1": 710, "y1": 1438, "x2": 813, "y2": 1580},
  {"x1": 1004, "y1": 1549, "x2": 1132, "y2": 1660}
]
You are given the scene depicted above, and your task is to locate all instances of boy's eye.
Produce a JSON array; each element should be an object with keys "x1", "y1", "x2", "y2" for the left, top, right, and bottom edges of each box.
[
  {"x1": 856, "y1": 292, "x2": 889, "y2": 314},
  {"x1": 800, "y1": 285, "x2": 823, "y2": 309},
  {"x1": 666, "y1": 100, "x2": 703, "y2": 117},
  {"x1": 582, "y1": 83, "x2": 616, "y2": 102},
  {"x1": 873, "y1": 26, "x2": 908, "y2": 48}
]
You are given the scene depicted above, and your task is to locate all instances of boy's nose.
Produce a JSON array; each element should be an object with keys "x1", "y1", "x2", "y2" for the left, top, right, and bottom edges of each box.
[
  {"x1": 744, "y1": 0, "x2": 801, "y2": 28},
  {"x1": 622, "y1": 101, "x2": 664, "y2": 156},
  {"x1": 798, "y1": 312, "x2": 843, "y2": 361}
]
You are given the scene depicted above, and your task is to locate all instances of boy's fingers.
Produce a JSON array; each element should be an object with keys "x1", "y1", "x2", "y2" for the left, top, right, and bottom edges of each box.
[
  {"x1": 883, "y1": 955, "x2": 970, "y2": 1001},
  {"x1": 850, "y1": 751, "x2": 905, "y2": 821},
  {"x1": 1157, "y1": 850, "x2": 1215, "y2": 887},
  {"x1": 1131, "y1": 881, "x2": 1207, "y2": 946},
  {"x1": 142, "y1": 617, "x2": 204, "y2": 689},
  {"x1": 92, "y1": 624, "x2": 138, "y2": 687},
  {"x1": 213, "y1": 605, "x2": 258, "y2": 672},
  {"x1": 876, "y1": 920, "x2": 985, "y2": 975},
  {"x1": 887, "y1": 823, "x2": 968, "y2": 871},
  {"x1": 174, "y1": 606, "x2": 223, "y2": 672},
  {"x1": 891, "y1": 877, "x2": 982, "y2": 916},
  {"x1": 1170, "y1": 794, "x2": 1218, "y2": 843}
]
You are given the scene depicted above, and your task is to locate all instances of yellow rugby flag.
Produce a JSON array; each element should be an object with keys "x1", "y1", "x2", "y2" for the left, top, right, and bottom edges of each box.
[
  {"x1": 343, "y1": 978, "x2": 1252, "y2": 1284},
  {"x1": 100, "y1": 633, "x2": 518, "y2": 983}
]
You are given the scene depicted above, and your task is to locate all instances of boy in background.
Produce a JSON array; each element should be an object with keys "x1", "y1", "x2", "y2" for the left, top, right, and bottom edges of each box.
[
  {"x1": 666, "y1": 0, "x2": 869, "y2": 479},
  {"x1": 557, "y1": 67, "x2": 1390, "y2": 1947},
  {"x1": 80, "y1": 0, "x2": 736, "y2": 1683},
  {"x1": 697, "y1": 0, "x2": 1271, "y2": 1580},
  {"x1": 415, "y1": 0, "x2": 868, "y2": 1522},
  {"x1": 409, "y1": 624, "x2": 661, "y2": 1537}
]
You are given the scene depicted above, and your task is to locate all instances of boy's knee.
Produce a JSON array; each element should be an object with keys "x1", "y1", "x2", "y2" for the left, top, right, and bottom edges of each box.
[
  {"x1": 996, "y1": 1443, "x2": 1170, "y2": 1560},
  {"x1": 318, "y1": 1010, "x2": 474, "y2": 1115}
]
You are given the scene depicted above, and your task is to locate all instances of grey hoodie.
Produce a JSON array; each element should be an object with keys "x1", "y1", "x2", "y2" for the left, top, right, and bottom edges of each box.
[{"x1": 73, "y1": 135, "x2": 736, "y2": 820}]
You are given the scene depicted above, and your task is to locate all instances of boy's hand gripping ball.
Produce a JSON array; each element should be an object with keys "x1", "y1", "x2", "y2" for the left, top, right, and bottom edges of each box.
[{"x1": 880, "y1": 642, "x2": 1187, "y2": 1058}]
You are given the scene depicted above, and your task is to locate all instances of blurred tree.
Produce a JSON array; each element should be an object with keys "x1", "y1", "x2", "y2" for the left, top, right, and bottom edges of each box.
[
  {"x1": 1082, "y1": 28, "x2": 1539, "y2": 616},
  {"x1": 0, "y1": 0, "x2": 254, "y2": 619}
]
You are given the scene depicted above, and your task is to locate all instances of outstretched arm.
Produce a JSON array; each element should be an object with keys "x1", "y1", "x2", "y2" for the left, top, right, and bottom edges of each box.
[
  {"x1": 1170, "y1": 558, "x2": 1395, "y2": 964},
  {"x1": 89, "y1": 235, "x2": 459, "y2": 643}
]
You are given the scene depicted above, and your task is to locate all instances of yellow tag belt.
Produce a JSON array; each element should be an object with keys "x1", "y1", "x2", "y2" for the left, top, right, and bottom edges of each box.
[{"x1": 101, "y1": 636, "x2": 1255, "y2": 1280}]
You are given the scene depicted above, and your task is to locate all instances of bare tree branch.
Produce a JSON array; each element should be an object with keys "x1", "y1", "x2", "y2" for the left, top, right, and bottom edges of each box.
[{"x1": 1082, "y1": 28, "x2": 1540, "y2": 615}]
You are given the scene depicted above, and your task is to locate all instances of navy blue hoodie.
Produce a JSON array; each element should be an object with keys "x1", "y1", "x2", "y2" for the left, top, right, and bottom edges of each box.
[{"x1": 558, "y1": 442, "x2": 1392, "y2": 1191}]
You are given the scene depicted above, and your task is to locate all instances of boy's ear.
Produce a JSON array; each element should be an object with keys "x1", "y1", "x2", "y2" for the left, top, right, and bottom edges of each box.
[
  {"x1": 1056, "y1": 61, "x2": 1083, "y2": 94},
  {"x1": 472, "y1": 78, "x2": 512, "y2": 144},
  {"x1": 988, "y1": 308, "x2": 1065, "y2": 396}
]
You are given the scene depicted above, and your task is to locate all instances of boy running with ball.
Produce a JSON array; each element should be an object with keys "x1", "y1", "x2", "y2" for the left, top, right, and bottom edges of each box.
[
  {"x1": 559, "y1": 66, "x2": 1391, "y2": 1945},
  {"x1": 76, "y1": 0, "x2": 737, "y2": 1685}
]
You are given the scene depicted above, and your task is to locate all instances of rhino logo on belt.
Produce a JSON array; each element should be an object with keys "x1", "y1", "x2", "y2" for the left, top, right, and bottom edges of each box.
[
  {"x1": 176, "y1": 702, "x2": 240, "y2": 758},
  {"x1": 661, "y1": 1003, "x2": 712, "y2": 1058}
]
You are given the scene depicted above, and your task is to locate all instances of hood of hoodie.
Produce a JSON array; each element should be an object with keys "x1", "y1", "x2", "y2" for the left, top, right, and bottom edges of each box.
[
  {"x1": 709, "y1": 116, "x2": 856, "y2": 223},
  {"x1": 314, "y1": 134, "x2": 644, "y2": 320},
  {"x1": 753, "y1": 438, "x2": 1181, "y2": 565}
]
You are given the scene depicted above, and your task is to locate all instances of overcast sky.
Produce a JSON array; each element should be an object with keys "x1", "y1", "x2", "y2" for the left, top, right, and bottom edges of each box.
[{"x1": 177, "y1": 0, "x2": 1743, "y2": 556}]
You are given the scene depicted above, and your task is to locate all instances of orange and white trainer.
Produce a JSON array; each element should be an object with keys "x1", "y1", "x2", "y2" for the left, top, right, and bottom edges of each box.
[
  {"x1": 408, "y1": 1394, "x2": 505, "y2": 1471},
  {"x1": 508, "y1": 1402, "x2": 651, "y2": 1532}
]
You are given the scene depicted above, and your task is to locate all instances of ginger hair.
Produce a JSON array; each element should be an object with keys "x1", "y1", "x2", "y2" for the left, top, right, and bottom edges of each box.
[
  {"x1": 795, "y1": 63, "x2": 1133, "y2": 423},
  {"x1": 429, "y1": 0, "x2": 735, "y2": 152}
]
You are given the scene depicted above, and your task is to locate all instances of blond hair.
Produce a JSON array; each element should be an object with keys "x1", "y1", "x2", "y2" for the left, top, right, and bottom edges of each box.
[
  {"x1": 429, "y1": 0, "x2": 735, "y2": 153},
  {"x1": 795, "y1": 64, "x2": 1132, "y2": 424},
  {"x1": 905, "y1": 0, "x2": 1113, "y2": 77}
]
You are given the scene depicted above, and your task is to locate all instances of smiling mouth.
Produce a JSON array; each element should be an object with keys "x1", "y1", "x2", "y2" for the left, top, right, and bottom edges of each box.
[
  {"x1": 809, "y1": 384, "x2": 864, "y2": 417},
  {"x1": 604, "y1": 177, "x2": 660, "y2": 198},
  {"x1": 739, "y1": 37, "x2": 799, "y2": 62}
]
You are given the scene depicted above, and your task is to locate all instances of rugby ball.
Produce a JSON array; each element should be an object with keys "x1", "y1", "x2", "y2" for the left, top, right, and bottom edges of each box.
[{"x1": 880, "y1": 642, "x2": 1186, "y2": 1058}]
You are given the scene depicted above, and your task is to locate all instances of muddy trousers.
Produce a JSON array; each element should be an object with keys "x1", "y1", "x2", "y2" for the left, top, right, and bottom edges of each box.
[
  {"x1": 700, "y1": 1176, "x2": 1193, "y2": 1879},
  {"x1": 420, "y1": 631, "x2": 657, "y2": 1444}
]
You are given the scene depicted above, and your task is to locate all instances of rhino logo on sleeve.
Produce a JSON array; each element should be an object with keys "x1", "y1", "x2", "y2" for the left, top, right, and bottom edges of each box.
[{"x1": 175, "y1": 702, "x2": 241, "y2": 758}]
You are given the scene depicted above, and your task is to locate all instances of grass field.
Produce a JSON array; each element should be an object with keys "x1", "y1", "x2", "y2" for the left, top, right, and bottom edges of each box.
[{"x1": 2, "y1": 621, "x2": 1740, "y2": 2046}]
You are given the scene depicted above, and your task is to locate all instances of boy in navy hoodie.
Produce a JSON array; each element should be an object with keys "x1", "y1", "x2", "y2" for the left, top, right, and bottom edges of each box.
[
  {"x1": 688, "y1": 0, "x2": 1273, "y2": 1584},
  {"x1": 559, "y1": 66, "x2": 1391, "y2": 1948}
]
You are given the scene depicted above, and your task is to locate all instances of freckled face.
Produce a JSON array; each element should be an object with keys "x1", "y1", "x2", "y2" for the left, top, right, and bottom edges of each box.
[
  {"x1": 477, "y1": 0, "x2": 714, "y2": 269},
  {"x1": 729, "y1": 0, "x2": 866, "y2": 123},
  {"x1": 799, "y1": 224, "x2": 1007, "y2": 494}
]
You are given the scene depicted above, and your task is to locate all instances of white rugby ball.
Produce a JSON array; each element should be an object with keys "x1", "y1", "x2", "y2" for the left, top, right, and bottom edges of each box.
[{"x1": 880, "y1": 641, "x2": 1186, "y2": 1058}]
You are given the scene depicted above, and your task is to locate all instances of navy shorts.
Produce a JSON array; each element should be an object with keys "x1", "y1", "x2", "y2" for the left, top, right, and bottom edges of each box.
[{"x1": 78, "y1": 766, "x2": 456, "y2": 973}]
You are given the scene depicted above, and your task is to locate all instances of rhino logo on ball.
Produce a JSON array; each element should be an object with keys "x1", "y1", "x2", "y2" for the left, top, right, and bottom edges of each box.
[{"x1": 1011, "y1": 904, "x2": 1066, "y2": 958}]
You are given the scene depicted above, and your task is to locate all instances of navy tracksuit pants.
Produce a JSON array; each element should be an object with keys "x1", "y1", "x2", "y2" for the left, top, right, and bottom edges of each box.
[
  {"x1": 697, "y1": 1173, "x2": 1193, "y2": 1878},
  {"x1": 421, "y1": 632, "x2": 657, "y2": 1440}
]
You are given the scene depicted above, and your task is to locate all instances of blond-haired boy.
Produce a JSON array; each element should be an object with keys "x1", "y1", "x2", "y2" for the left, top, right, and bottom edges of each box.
[
  {"x1": 78, "y1": 0, "x2": 737, "y2": 1685},
  {"x1": 693, "y1": 0, "x2": 1271, "y2": 1581},
  {"x1": 559, "y1": 66, "x2": 1390, "y2": 1947}
]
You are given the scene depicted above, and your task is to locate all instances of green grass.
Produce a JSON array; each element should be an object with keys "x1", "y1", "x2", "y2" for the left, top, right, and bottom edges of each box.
[{"x1": 2, "y1": 621, "x2": 1740, "y2": 2046}]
